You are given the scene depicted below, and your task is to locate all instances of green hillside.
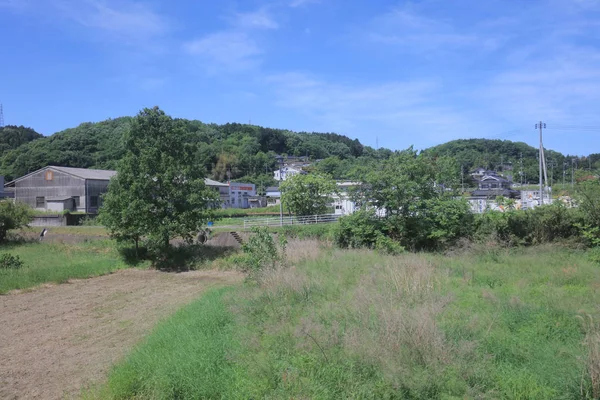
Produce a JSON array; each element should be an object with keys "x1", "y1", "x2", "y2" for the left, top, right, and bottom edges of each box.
[
  {"x1": 1, "y1": 118, "x2": 598, "y2": 186},
  {"x1": 424, "y1": 138, "x2": 600, "y2": 185},
  {"x1": 0, "y1": 117, "x2": 391, "y2": 188}
]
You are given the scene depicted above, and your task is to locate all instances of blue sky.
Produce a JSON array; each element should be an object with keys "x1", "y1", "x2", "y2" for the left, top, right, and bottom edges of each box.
[{"x1": 1, "y1": 0, "x2": 599, "y2": 155}]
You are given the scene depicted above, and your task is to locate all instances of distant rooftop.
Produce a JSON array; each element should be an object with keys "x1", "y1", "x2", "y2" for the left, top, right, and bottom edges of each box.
[
  {"x1": 50, "y1": 166, "x2": 117, "y2": 180},
  {"x1": 5, "y1": 166, "x2": 228, "y2": 187}
]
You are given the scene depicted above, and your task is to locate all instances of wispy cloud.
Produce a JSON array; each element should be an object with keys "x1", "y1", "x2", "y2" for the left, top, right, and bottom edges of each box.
[
  {"x1": 184, "y1": 5, "x2": 281, "y2": 73},
  {"x1": 183, "y1": 32, "x2": 262, "y2": 72},
  {"x1": 366, "y1": 7, "x2": 502, "y2": 52},
  {"x1": 233, "y1": 8, "x2": 279, "y2": 30},
  {"x1": 289, "y1": 0, "x2": 321, "y2": 8},
  {"x1": 264, "y1": 72, "x2": 481, "y2": 147},
  {"x1": 55, "y1": 0, "x2": 168, "y2": 43}
]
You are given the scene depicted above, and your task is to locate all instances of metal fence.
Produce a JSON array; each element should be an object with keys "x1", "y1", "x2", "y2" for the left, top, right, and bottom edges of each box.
[{"x1": 243, "y1": 214, "x2": 341, "y2": 230}]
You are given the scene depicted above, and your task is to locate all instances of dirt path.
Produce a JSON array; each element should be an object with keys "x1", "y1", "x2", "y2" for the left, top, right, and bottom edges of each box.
[{"x1": 0, "y1": 269, "x2": 243, "y2": 400}]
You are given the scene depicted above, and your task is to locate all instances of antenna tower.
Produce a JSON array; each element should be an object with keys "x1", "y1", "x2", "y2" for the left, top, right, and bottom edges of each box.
[{"x1": 0, "y1": 104, "x2": 4, "y2": 127}]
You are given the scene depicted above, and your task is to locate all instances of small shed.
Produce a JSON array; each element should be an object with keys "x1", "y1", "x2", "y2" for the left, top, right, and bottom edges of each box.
[{"x1": 46, "y1": 196, "x2": 76, "y2": 212}]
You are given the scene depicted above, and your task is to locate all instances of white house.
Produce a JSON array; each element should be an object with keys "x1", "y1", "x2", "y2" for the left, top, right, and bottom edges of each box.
[
  {"x1": 333, "y1": 181, "x2": 360, "y2": 215},
  {"x1": 274, "y1": 166, "x2": 304, "y2": 182}
]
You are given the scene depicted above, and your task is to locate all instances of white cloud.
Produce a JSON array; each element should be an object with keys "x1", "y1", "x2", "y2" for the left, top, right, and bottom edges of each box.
[
  {"x1": 56, "y1": 0, "x2": 167, "y2": 42},
  {"x1": 234, "y1": 8, "x2": 278, "y2": 30},
  {"x1": 183, "y1": 32, "x2": 262, "y2": 72},
  {"x1": 289, "y1": 0, "x2": 321, "y2": 8},
  {"x1": 264, "y1": 72, "x2": 482, "y2": 147},
  {"x1": 366, "y1": 7, "x2": 505, "y2": 53}
]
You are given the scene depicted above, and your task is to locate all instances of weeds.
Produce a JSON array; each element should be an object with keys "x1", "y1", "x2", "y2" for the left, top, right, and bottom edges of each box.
[{"x1": 99, "y1": 244, "x2": 600, "y2": 398}]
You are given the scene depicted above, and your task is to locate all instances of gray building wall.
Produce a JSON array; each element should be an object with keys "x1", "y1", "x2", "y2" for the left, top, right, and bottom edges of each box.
[
  {"x1": 86, "y1": 179, "x2": 110, "y2": 213},
  {"x1": 14, "y1": 169, "x2": 87, "y2": 211}
]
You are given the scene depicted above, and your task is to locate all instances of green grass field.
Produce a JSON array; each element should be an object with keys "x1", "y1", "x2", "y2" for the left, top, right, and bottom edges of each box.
[
  {"x1": 95, "y1": 242, "x2": 600, "y2": 399},
  {"x1": 0, "y1": 240, "x2": 140, "y2": 294}
]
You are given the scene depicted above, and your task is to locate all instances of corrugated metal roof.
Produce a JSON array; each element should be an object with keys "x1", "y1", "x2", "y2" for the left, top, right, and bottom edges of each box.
[
  {"x1": 50, "y1": 166, "x2": 117, "y2": 180},
  {"x1": 204, "y1": 178, "x2": 228, "y2": 187},
  {"x1": 5, "y1": 165, "x2": 229, "y2": 187}
]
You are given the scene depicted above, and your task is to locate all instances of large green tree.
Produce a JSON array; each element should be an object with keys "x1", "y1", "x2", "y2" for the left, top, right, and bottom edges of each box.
[
  {"x1": 355, "y1": 147, "x2": 472, "y2": 249},
  {"x1": 99, "y1": 107, "x2": 217, "y2": 255},
  {"x1": 281, "y1": 173, "x2": 338, "y2": 216}
]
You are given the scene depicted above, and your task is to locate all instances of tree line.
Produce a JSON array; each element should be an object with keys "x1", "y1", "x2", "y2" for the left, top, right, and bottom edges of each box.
[{"x1": 2, "y1": 117, "x2": 598, "y2": 189}]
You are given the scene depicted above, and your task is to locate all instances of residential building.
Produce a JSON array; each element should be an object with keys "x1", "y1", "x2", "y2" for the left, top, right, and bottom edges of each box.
[
  {"x1": 274, "y1": 166, "x2": 305, "y2": 182},
  {"x1": 333, "y1": 181, "x2": 360, "y2": 215},
  {"x1": 265, "y1": 186, "x2": 281, "y2": 205},
  {"x1": 227, "y1": 183, "x2": 256, "y2": 209},
  {"x1": 468, "y1": 171, "x2": 520, "y2": 213}
]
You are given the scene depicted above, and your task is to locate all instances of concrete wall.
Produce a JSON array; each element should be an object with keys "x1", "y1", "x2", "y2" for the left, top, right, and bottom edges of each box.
[
  {"x1": 29, "y1": 216, "x2": 67, "y2": 227},
  {"x1": 14, "y1": 169, "x2": 86, "y2": 211}
]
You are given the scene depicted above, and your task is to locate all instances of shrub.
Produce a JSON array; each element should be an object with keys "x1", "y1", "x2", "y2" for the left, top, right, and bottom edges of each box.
[
  {"x1": 374, "y1": 234, "x2": 405, "y2": 255},
  {"x1": 0, "y1": 201, "x2": 33, "y2": 243},
  {"x1": 474, "y1": 205, "x2": 583, "y2": 246},
  {"x1": 240, "y1": 227, "x2": 285, "y2": 273},
  {"x1": 0, "y1": 253, "x2": 24, "y2": 270},
  {"x1": 333, "y1": 210, "x2": 386, "y2": 250}
]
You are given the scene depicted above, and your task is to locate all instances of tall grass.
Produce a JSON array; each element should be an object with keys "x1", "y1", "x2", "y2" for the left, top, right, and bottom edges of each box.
[
  {"x1": 0, "y1": 240, "x2": 138, "y2": 293},
  {"x1": 100, "y1": 243, "x2": 600, "y2": 398}
]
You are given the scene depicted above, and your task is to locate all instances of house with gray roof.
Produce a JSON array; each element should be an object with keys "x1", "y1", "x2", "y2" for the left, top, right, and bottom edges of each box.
[{"x1": 4, "y1": 166, "x2": 229, "y2": 213}]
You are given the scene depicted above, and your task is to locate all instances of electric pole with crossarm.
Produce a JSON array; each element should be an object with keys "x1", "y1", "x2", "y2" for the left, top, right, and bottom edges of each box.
[{"x1": 535, "y1": 122, "x2": 548, "y2": 205}]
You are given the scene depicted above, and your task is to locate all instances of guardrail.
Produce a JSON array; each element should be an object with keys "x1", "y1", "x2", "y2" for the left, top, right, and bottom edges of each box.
[{"x1": 243, "y1": 214, "x2": 341, "y2": 230}]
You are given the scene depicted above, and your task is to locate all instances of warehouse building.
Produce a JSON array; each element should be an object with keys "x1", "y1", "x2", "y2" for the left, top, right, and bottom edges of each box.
[{"x1": 4, "y1": 166, "x2": 230, "y2": 213}]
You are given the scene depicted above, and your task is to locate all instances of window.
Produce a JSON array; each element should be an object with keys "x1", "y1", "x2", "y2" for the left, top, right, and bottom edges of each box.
[
  {"x1": 72, "y1": 196, "x2": 80, "y2": 207},
  {"x1": 36, "y1": 197, "x2": 45, "y2": 208},
  {"x1": 90, "y1": 196, "x2": 99, "y2": 208},
  {"x1": 45, "y1": 170, "x2": 53, "y2": 181}
]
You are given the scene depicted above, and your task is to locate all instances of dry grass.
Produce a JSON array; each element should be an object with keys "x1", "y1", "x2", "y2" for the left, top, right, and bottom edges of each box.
[
  {"x1": 344, "y1": 256, "x2": 454, "y2": 382},
  {"x1": 285, "y1": 238, "x2": 327, "y2": 264}
]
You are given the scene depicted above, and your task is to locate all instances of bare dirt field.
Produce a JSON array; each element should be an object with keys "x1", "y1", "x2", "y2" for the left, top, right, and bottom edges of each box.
[{"x1": 0, "y1": 268, "x2": 243, "y2": 400}]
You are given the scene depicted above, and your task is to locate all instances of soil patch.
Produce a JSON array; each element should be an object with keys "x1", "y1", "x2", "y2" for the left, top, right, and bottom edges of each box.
[{"x1": 0, "y1": 269, "x2": 243, "y2": 399}]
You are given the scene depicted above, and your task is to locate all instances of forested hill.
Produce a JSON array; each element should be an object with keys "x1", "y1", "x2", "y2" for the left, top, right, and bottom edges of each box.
[
  {"x1": 0, "y1": 125, "x2": 43, "y2": 153},
  {"x1": 424, "y1": 138, "x2": 600, "y2": 184},
  {"x1": 2, "y1": 118, "x2": 598, "y2": 186},
  {"x1": 0, "y1": 117, "x2": 388, "y2": 186}
]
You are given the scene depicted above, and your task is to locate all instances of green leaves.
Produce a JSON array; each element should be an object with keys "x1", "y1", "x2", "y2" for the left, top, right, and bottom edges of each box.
[
  {"x1": 0, "y1": 200, "x2": 33, "y2": 243},
  {"x1": 281, "y1": 173, "x2": 338, "y2": 216},
  {"x1": 99, "y1": 107, "x2": 217, "y2": 258}
]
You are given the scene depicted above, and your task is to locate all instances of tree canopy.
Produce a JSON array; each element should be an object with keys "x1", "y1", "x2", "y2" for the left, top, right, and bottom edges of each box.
[
  {"x1": 99, "y1": 107, "x2": 218, "y2": 256},
  {"x1": 281, "y1": 173, "x2": 338, "y2": 216}
]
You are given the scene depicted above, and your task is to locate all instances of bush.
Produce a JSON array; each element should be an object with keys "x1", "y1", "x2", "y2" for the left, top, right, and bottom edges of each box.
[
  {"x1": 334, "y1": 210, "x2": 386, "y2": 250},
  {"x1": 239, "y1": 227, "x2": 286, "y2": 273},
  {"x1": 474, "y1": 205, "x2": 583, "y2": 246},
  {"x1": 0, "y1": 201, "x2": 33, "y2": 243},
  {"x1": 0, "y1": 253, "x2": 24, "y2": 270},
  {"x1": 374, "y1": 234, "x2": 405, "y2": 255}
]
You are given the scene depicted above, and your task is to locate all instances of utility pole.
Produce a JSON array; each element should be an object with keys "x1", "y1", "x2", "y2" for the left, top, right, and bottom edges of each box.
[
  {"x1": 519, "y1": 153, "x2": 523, "y2": 185},
  {"x1": 278, "y1": 159, "x2": 284, "y2": 226},
  {"x1": 462, "y1": 165, "x2": 465, "y2": 193},
  {"x1": 571, "y1": 158, "x2": 575, "y2": 188},
  {"x1": 535, "y1": 121, "x2": 547, "y2": 205},
  {"x1": 0, "y1": 104, "x2": 4, "y2": 128}
]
